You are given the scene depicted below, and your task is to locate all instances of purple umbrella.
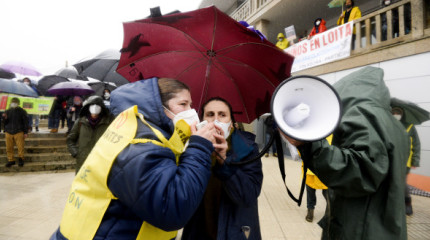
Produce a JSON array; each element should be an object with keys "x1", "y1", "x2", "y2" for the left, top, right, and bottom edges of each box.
[
  {"x1": 47, "y1": 81, "x2": 94, "y2": 96},
  {"x1": 0, "y1": 61, "x2": 42, "y2": 76}
]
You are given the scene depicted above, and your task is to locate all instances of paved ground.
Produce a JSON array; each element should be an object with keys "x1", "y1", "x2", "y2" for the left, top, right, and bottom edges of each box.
[{"x1": 0, "y1": 156, "x2": 429, "y2": 239}]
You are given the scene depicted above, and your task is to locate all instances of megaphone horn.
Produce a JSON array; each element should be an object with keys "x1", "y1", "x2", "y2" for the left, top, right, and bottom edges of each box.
[{"x1": 271, "y1": 75, "x2": 342, "y2": 142}]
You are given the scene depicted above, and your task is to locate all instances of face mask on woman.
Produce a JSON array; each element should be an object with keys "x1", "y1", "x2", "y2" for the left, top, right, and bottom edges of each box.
[
  {"x1": 104, "y1": 93, "x2": 110, "y2": 99},
  {"x1": 164, "y1": 106, "x2": 200, "y2": 126},
  {"x1": 214, "y1": 120, "x2": 232, "y2": 139},
  {"x1": 10, "y1": 103, "x2": 18, "y2": 108},
  {"x1": 393, "y1": 114, "x2": 402, "y2": 121},
  {"x1": 89, "y1": 104, "x2": 102, "y2": 115}
]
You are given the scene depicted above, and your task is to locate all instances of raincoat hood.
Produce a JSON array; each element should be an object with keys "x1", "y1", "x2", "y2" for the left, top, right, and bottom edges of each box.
[
  {"x1": 277, "y1": 33, "x2": 285, "y2": 40},
  {"x1": 110, "y1": 77, "x2": 173, "y2": 131},
  {"x1": 79, "y1": 95, "x2": 110, "y2": 118},
  {"x1": 334, "y1": 67, "x2": 391, "y2": 112}
]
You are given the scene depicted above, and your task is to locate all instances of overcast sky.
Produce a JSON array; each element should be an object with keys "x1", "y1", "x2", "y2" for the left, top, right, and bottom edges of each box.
[{"x1": 0, "y1": 0, "x2": 200, "y2": 77}]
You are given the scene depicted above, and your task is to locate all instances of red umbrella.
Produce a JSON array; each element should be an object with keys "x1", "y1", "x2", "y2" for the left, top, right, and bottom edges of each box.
[{"x1": 116, "y1": 6, "x2": 294, "y2": 123}]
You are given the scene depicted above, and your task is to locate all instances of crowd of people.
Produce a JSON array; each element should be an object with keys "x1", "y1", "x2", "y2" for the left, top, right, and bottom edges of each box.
[{"x1": 1, "y1": 2, "x2": 424, "y2": 239}]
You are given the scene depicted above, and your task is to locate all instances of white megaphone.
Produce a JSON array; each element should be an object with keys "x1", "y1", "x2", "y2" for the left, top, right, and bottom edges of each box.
[{"x1": 271, "y1": 75, "x2": 342, "y2": 142}]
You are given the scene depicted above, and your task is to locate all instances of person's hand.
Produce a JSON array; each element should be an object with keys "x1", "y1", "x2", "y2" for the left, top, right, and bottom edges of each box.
[
  {"x1": 190, "y1": 121, "x2": 217, "y2": 144},
  {"x1": 340, "y1": 12, "x2": 345, "y2": 18},
  {"x1": 213, "y1": 124, "x2": 228, "y2": 165},
  {"x1": 279, "y1": 130, "x2": 304, "y2": 147},
  {"x1": 71, "y1": 107, "x2": 76, "y2": 111}
]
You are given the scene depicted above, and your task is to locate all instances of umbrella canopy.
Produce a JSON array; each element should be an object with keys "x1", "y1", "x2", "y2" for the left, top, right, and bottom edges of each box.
[
  {"x1": 391, "y1": 98, "x2": 430, "y2": 125},
  {"x1": 116, "y1": 6, "x2": 294, "y2": 123},
  {"x1": 0, "y1": 68, "x2": 16, "y2": 79},
  {"x1": 328, "y1": 0, "x2": 345, "y2": 11},
  {"x1": 0, "y1": 61, "x2": 42, "y2": 76},
  {"x1": 73, "y1": 49, "x2": 129, "y2": 86},
  {"x1": 47, "y1": 81, "x2": 94, "y2": 96},
  {"x1": 37, "y1": 75, "x2": 70, "y2": 96},
  {"x1": 55, "y1": 67, "x2": 87, "y2": 80},
  {"x1": 0, "y1": 78, "x2": 39, "y2": 97},
  {"x1": 88, "y1": 81, "x2": 117, "y2": 96}
]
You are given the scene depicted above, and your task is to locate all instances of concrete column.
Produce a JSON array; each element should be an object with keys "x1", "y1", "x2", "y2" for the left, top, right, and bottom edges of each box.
[
  {"x1": 254, "y1": 19, "x2": 270, "y2": 40},
  {"x1": 411, "y1": 0, "x2": 424, "y2": 38}
]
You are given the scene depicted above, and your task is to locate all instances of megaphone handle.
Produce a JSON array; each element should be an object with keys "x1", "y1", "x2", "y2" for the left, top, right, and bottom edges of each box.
[{"x1": 274, "y1": 131, "x2": 307, "y2": 206}]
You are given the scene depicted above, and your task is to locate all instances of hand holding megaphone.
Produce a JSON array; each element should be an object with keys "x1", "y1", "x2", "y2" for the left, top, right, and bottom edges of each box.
[{"x1": 271, "y1": 75, "x2": 342, "y2": 142}]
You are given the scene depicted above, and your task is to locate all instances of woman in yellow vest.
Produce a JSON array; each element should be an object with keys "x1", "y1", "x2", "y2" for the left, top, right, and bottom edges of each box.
[{"x1": 50, "y1": 78, "x2": 222, "y2": 240}]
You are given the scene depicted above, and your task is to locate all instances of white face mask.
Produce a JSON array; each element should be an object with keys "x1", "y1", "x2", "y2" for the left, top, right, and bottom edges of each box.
[
  {"x1": 89, "y1": 104, "x2": 102, "y2": 115},
  {"x1": 316, "y1": 20, "x2": 321, "y2": 25},
  {"x1": 214, "y1": 120, "x2": 232, "y2": 139},
  {"x1": 393, "y1": 114, "x2": 402, "y2": 121},
  {"x1": 24, "y1": 81, "x2": 30, "y2": 85},
  {"x1": 10, "y1": 103, "x2": 18, "y2": 108},
  {"x1": 164, "y1": 106, "x2": 200, "y2": 126},
  {"x1": 384, "y1": 0, "x2": 391, "y2": 5},
  {"x1": 104, "y1": 93, "x2": 110, "y2": 98}
]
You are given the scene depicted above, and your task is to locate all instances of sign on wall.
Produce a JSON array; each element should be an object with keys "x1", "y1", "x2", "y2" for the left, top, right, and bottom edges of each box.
[
  {"x1": 285, "y1": 21, "x2": 354, "y2": 73},
  {"x1": 0, "y1": 94, "x2": 54, "y2": 115}
]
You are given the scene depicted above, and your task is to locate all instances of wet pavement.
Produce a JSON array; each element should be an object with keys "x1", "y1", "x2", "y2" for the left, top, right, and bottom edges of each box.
[{"x1": 0, "y1": 156, "x2": 429, "y2": 239}]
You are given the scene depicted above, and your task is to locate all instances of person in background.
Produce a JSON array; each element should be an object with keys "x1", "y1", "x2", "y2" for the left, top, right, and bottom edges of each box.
[
  {"x1": 22, "y1": 77, "x2": 40, "y2": 132},
  {"x1": 51, "y1": 77, "x2": 218, "y2": 239},
  {"x1": 3, "y1": 98, "x2": 28, "y2": 167},
  {"x1": 182, "y1": 97, "x2": 263, "y2": 240},
  {"x1": 67, "y1": 96, "x2": 114, "y2": 174},
  {"x1": 391, "y1": 106, "x2": 421, "y2": 216},
  {"x1": 48, "y1": 95, "x2": 64, "y2": 133},
  {"x1": 281, "y1": 67, "x2": 409, "y2": 239},
  {"x1": 276, "y1": 33, "x2": 289, "y2": 49},
  {"x1": 60, "y1": 99, "x2": 67, "y2": 129},
  {"x1": 264, "y1": 116, "x2": 277, "y2": 157},
  {"x1": 308, "y1": 18, "x2": 327, "y2": 39},
  {"x1": 337, "y1": 0, "x2": 361, "y2": 48},
  {"x1": 102, "y1": 88, "x2": 111, "y2": 109},
  {"x1": 66, "y1": 96, "x2": 83, "y2": 134}
]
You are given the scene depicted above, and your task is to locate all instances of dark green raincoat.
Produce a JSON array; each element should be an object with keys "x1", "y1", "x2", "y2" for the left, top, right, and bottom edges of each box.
[{"x1": 298, "y1": 67, "x2": 409, "y2": 239}]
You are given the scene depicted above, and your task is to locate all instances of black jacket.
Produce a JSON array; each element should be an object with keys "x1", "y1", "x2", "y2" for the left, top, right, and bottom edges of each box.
[{"x1": 4, "y1": 107, "x2": 29, "y2": 134}]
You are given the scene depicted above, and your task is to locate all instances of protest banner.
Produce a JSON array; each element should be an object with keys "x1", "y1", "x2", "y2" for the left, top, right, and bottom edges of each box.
[
  {"x1": 285, "y1": 21, "x2": 354, "y2": 73},
  {"x1": 0, "y1": 94, "x2": 54, "y2": 115}
]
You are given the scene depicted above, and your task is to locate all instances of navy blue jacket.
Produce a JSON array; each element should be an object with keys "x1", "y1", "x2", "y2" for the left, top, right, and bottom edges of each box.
[
  {"x1": 51, "y1": 78, "x2": 214, "y2": 239},
  {"x1": 181, "y1": 130, "x2": 263, "y2": 240}
]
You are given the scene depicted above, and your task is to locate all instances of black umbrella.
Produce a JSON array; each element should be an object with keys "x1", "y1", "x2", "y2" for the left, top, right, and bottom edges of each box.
[
  {"x1": 391, "y1": 98, "x2": 430, "y2": 125},
  {"x1": 55, "y1": 67, "x2": 87, "y2": 80},
  {"x1": 37, "y1": 75, "x2": 70, "y2": 96},
  {"x1": 0, "y1": 68, "x2": 16, "y2": 79},
  {"x1": 88, "y1": 82, "x2": 117, "y2": 96},
  {"x1": 73, "y1": 49, "x2": 129, "y2": 86},
  {"x1": 0, "y1": 78, "x2": 39, "y2": 97}
]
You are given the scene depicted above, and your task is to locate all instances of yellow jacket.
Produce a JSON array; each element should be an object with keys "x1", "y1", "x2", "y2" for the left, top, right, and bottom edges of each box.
[
  {"x1": 337, "y1": 6, "x2": 362, "y2": 34},
  {"x1": 276, "y1": 33, "x2": 289, "y2": 49}
]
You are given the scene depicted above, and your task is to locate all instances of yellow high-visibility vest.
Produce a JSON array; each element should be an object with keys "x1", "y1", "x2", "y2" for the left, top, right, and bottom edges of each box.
[{"x1": 59, "y1": 105, "x2": 191, "y2": 240}]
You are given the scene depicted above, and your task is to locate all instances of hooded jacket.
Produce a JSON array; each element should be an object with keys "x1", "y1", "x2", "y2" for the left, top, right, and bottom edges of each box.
[
  {"x1": 276, "y1": 33, "x2": 289, "y2": 49},
  {"x1": 52, "y1": 77, "x2": 214, "y2": 239},
  {"x1": 182, "y1": 129, "x2": 263, "y2": 240},
  {"x1": 298, "y1": 67, "x2": 409, "y2": 239},
  {"x1": 66, "y1": 96, "x2": 114, "y2": 173},
  {"x1": 309, "y1": 18, "x2": 327, "y2": 38}
]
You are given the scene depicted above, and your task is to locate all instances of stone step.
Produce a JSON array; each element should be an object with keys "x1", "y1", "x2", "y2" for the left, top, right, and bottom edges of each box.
[
  {"x1": 0, "y1": 145, "x2": 69, "y2": 154},
  {"x1": 0, "y1": 160, "x2": 76, "y2": 173},
  {"x1": 0, "y1": 138, "x2": 67, "y2": 147},
  {"x1": 0, "y1": 132, "x2": 67, "y2": 139},
  {"x1": 0, "y1": 152, "x2": 73, "y2": 163}
]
